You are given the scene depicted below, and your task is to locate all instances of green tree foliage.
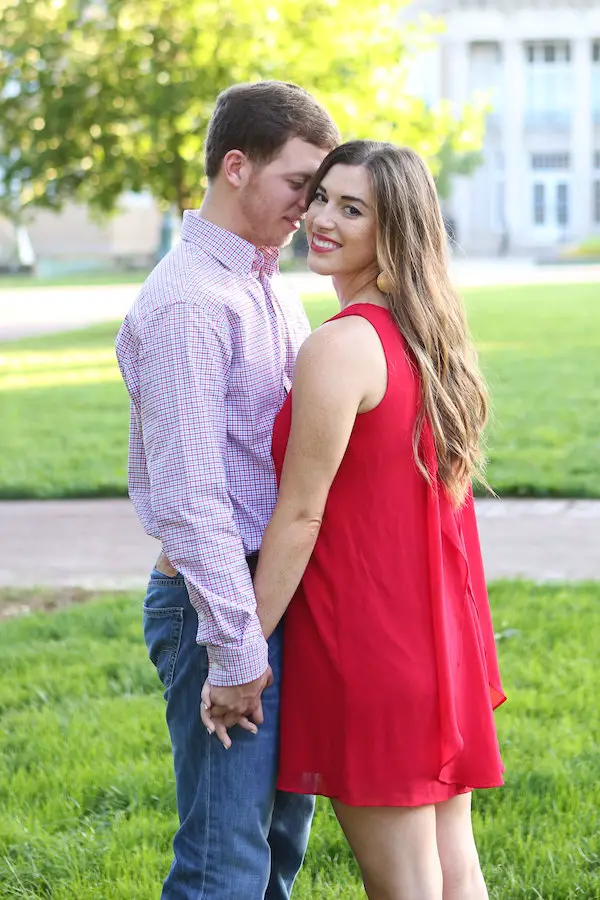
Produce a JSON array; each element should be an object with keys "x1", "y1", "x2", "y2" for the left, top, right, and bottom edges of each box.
[{"x1": 0, "y1": 0, "x2": 485, "y2": 215}]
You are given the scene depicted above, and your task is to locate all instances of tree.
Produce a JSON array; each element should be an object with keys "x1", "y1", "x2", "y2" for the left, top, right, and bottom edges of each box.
[
  {"x1": 434, "y1": 137, "x2": 484, "y2": 202},
  {"x1": 0, "y1": 0, "x2": 485, "y2": 217}
]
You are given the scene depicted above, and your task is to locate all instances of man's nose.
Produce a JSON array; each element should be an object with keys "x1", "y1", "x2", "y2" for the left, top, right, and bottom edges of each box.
[{"x1": 298, "y1": 186, "x2": 312, "y2": 214}]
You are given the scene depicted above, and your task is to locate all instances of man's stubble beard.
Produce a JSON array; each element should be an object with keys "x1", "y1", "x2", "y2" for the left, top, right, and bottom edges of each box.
[
  {"x1": 240, "y1": 178, "x2": 293, "y2": 249},
  {"x1": 278, "y1": 231, "x2": 294, "y2": 249}
]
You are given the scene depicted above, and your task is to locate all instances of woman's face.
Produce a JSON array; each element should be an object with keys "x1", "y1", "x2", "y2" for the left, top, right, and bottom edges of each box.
[{"x1": 305, "y1": 164, "x2": 378, "y2": 280}]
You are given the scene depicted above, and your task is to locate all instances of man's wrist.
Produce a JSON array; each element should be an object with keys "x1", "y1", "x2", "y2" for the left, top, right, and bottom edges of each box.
[{"x1": 206, "y1": 636, "x2": 269, "y2": 687}]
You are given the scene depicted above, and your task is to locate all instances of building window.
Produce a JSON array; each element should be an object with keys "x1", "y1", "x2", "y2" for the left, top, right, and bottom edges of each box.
[
  {"x1": 470, "y1": 43, "x2": 502, "y2": 92},
  {"x1": 525, "y1": 42, "x2": 572, "y2": 124},
  {"x1": 593, "y1": 181, "x2": 600, "y2": 224},
  {"x1": 533, "y1": 183, "x2": 545, "y2": 224},
  {"x1": 526, "y1": 42, "x2": 571, "y2": 64},
  {"x1": 531, "y1": 153, "x2": 570, "y2": 170},
  {"x1": 490, "y1": 180, "x2": 505, "y2": 232},
  {"x1": 594, "y1": 45, "x2": 600, "y2": 119},
  {"x1": 595, "y1": 153, "x2": 600, "y2": 224},
  {"x1": 556, "y1": 184, "x2": 569, "y2": 227}
]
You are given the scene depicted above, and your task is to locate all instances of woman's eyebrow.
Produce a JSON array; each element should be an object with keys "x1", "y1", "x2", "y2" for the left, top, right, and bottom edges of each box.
[{"x1": 340, "y1": 195, "x2": 368, "y2": 206}]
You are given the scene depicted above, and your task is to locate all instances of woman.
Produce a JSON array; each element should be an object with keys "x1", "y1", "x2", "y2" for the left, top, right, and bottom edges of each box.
[{"x1": 207, "y1": 141, "x2": 506, "y2": 899}]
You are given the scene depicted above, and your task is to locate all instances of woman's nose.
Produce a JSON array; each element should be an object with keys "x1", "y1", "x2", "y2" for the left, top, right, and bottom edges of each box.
[{"x1": 312, "y1": 204, "x2": 336, "y2": 231}]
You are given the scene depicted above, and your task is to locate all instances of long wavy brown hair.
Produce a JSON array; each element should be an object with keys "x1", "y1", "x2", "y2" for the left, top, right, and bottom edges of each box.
[{"x1": 309, "y1": 141, "x2": 489, "y2": 506}]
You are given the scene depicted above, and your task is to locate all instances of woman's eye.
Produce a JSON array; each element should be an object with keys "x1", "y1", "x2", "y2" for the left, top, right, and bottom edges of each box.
[
  {"x1": 345, "y1": 205, "x2": 361, "y2": 217},
  {"x1": 313, "y1": 190, "x2": 326, "y2": 203}
]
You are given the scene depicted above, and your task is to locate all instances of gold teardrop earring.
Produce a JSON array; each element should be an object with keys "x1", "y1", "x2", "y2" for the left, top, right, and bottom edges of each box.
[{"x1": 376, "y1": 271, "x2": 393, "y2": 294}]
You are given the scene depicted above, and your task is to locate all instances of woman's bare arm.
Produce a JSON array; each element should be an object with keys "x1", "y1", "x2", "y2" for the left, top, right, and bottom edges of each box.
[{"x1": 254, "y1": 315, "x2": 386, "y2": 638}]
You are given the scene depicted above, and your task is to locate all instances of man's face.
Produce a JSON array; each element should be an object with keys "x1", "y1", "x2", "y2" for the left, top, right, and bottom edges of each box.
[{"x1": 239, "y1": 137, "x2": 330, "y2": 248}]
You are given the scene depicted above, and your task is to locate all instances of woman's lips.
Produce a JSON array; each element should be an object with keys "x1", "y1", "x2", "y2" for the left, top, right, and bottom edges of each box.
[{"x1": 310, "y1": 234, "x2": 341, "y2": 254}]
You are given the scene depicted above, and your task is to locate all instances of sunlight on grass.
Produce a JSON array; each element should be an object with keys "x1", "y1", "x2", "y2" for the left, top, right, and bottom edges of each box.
[
  {"x1": 0, "y1": 349, "x2": 121, "y2": 390},
  {"x1": 1, "y1": 349, "x2": 117, "y2": 368},
  {"x1": 1, "y1": 367, "x2": 121, "y2": 390}
]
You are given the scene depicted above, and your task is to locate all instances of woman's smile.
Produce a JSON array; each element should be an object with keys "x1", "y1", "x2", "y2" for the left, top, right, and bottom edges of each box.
[{"x1": 310, "y1": 233, "x2": 342, "y2": 253}]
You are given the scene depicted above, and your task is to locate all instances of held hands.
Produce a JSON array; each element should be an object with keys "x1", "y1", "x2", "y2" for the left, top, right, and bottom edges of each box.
[{"x1": 200, "y1": 666, "x2": 274, "y2": 749}]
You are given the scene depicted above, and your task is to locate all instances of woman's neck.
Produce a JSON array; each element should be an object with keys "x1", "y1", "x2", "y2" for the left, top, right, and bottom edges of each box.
[{"x1": 332, "y1": 272, "x2": 389, "y2": 310}]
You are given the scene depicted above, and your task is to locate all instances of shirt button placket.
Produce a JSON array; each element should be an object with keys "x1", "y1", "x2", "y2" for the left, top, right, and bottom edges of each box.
[{"x1": 258, "y1": 260, "x2": 288, "y2": 398}]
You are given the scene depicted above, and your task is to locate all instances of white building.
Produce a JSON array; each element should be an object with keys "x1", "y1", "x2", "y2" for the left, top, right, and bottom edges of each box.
[
  {"x1": 410, "y1": 0, "x2": 600, "y2": 255},
  {"x1": 0, "y1": 193, "x2": 164, "y2": 273}
]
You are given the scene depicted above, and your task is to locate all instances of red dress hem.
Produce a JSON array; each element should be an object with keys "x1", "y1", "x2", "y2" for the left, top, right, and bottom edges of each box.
[{"x1": 276, "y1": 777, "x2": 504, "y2": 808}]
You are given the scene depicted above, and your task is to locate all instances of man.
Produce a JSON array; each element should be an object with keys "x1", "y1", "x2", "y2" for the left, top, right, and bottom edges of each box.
[{"x1": 116, "y1": 81, "x2": 340, "y2": 899}]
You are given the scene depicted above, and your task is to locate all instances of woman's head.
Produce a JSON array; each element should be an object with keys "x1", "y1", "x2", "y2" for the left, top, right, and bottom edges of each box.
[
  {"x1": 305, "y1": 154, "x2": 379, "y2": 283},
  {"x1": 306, "y1": 140, "x2": 489, "y2": 506},
  {"x1": 305, "y1": 141, "x2": 447, "y2": 287}
]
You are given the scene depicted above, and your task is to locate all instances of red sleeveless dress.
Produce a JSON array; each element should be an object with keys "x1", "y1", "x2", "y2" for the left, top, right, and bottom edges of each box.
[{"x1": 272, "y1": 303, "x2": 505, "y2": 807}]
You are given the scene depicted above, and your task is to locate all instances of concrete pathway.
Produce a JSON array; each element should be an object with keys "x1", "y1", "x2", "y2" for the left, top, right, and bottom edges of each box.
[
  {"x1": 1, "y1": 258, "x2": 599, "y2": 342},
  {"x1": 2, "y1": 497, "x2": 598, "y2": 590},
  {"x1": 0, "y1": 274, "x2": 325, "y2": 342}
]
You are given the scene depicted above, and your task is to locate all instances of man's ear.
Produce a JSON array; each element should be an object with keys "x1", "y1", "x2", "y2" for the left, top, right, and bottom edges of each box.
[{"x1": 222, "y1": 149, "x2": 251, "y2": 188}]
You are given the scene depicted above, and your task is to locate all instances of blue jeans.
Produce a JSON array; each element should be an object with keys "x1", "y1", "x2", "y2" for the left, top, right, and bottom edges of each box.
[{"x1": 143, "y1": 569, "x2": 315, "y2": 899}]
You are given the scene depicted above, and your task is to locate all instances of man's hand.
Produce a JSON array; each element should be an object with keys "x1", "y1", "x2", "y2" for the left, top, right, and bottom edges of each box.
[{"x1": 200, "y1": 667, "x2": 274, "y2": 749}]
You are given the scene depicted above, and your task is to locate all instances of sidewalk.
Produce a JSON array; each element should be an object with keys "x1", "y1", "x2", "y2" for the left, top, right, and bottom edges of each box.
[
  {"x1": 0, "y1": 274, "x2": 325, "y2": 342},
  {"x1": 2, "y1": 497, "x2": 599, "y2": 589}
]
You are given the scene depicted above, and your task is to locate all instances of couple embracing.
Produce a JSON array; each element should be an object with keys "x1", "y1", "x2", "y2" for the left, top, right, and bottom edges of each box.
[{"x1": 116, "y1": 81, "x2": 505, "y2": 900}]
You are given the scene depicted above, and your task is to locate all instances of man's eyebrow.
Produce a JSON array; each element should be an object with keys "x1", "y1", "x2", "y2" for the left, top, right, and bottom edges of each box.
[{"x1": 285, "y1": 171, "x2": 313, "y2": 180}]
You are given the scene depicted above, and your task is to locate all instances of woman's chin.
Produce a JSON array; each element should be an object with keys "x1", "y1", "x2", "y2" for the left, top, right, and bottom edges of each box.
[{"x1": 307, "y1": 252, "x2": 335, "y2": 276}]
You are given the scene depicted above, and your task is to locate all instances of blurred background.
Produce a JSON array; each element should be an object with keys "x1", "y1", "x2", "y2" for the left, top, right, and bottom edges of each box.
[{"x1": 2, "y1": 0, "x2": 599, "y2": 275}]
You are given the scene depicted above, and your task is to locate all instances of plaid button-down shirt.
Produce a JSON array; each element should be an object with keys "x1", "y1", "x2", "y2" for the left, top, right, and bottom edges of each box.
[{"x1": 116, "y1": 212, "x2": 311, "y2": 685}]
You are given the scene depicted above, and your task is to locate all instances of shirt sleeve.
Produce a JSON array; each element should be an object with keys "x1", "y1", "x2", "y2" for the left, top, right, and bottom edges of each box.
[
  {"x1": 138, "y1": 299, "x2": 269, "y2": 687},
  {"x1": 127, "y1": 399, "x2": 158, "y2": 538},
  {"x1": 115, "y1": 320, "x2": 158, "y2": 538}
]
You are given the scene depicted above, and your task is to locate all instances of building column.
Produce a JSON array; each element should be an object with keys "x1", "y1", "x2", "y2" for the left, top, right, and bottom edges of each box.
[
  {"x1": 571, "y1": 37, "x2": 593, "y2": 241},
  {"x1": 446, "y1": 40, "x2": 472, "y2": 248},
  {"x1": 503, "y1": 39, "x2": 526, "y2": 253}
]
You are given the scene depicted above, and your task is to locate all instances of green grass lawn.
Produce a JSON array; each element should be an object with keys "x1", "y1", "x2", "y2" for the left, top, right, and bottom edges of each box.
[
  {"x1": 1, "y1": 282, "x2": 599, "y2": 499},
  {"x1": 0, "y1": 582, "x2": 598, "y2": 898}
]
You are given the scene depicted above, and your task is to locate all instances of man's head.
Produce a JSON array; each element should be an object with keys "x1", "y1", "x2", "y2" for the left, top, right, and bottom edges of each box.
[{"x1": 203, "y1": 81, "x2": 341, "y2": 248}]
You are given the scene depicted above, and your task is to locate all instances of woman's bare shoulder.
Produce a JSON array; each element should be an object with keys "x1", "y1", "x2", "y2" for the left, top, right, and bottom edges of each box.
[{"x1": 299, "y1": 312, "x2": 383, "y2": 366}]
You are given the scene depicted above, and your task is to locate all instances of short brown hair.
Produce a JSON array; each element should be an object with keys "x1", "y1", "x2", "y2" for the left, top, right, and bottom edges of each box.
[{"x1": 204, "y1": 81, "x2": 340, "y2": 180}]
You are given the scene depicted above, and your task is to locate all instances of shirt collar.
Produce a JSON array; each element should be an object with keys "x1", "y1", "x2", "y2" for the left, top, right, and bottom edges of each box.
[{"x1": 181, "y1": 211, "x2": 279, "y2": 278}]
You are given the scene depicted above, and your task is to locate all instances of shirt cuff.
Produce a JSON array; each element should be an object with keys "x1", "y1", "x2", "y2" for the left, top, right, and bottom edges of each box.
[{"x1": 205, "y1": 636, "x2": 269, "y2": 686}]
